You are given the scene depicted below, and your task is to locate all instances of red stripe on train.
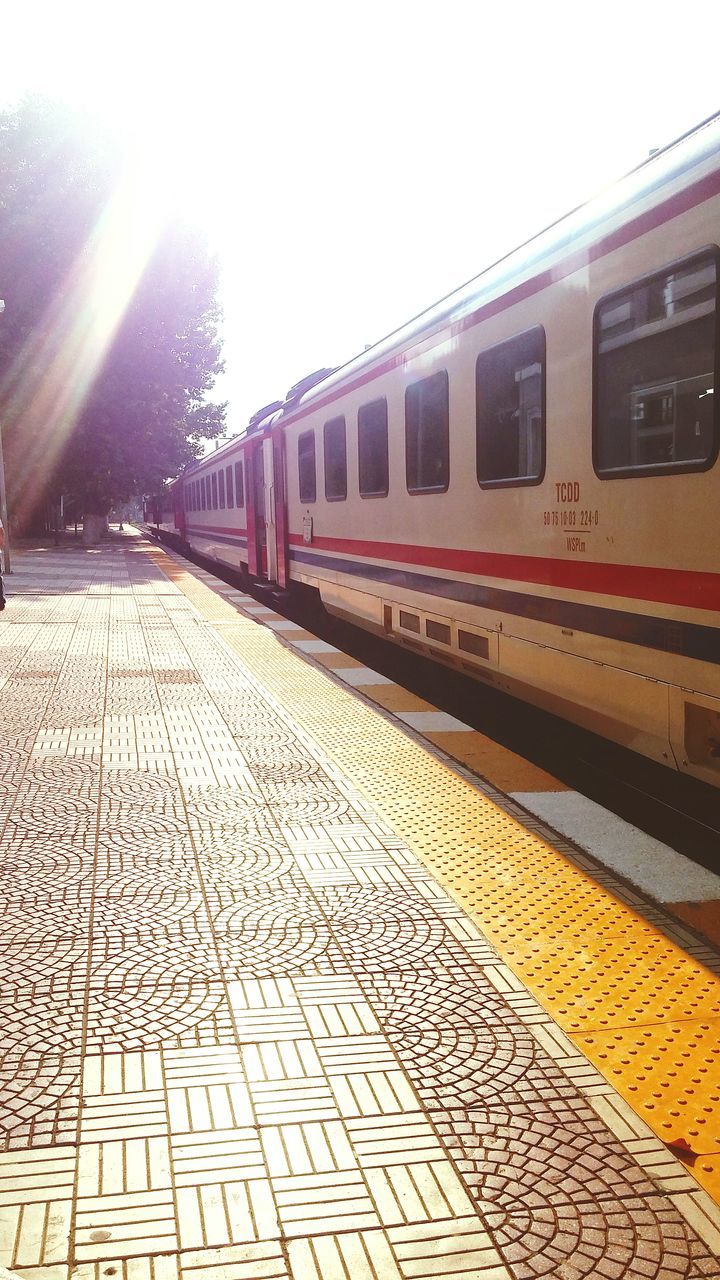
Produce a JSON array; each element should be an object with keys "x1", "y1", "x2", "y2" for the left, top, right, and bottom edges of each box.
[{"x1": 287, "y1": 533, "x2": 720, "y2": 611}]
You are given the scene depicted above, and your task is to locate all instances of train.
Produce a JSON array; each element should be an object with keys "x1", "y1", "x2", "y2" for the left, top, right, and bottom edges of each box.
[{"x1": 148, "y1": 113, "x2": 720, "y2": 790}]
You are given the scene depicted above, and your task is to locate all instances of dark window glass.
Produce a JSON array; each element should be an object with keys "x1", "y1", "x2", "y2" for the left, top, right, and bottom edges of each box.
[
  {"x1": 298, "y1": 430, "x2": 316, "y2": 503},
  {"x1": 218, "y1": 469, "x2": 226, "y2": 508},
  {"x1": 405, "y1": 371, "x2": 449, "y2": 492},
  {"x1": 195, "y1": 480, "x2": 200, "y2": 511},
  {"x1": 476, "y1": 328, "x2": 545, "y2": 486},
  {"x1": 211, "y1": 472, "x2": 218, "y2": 508},
  {"x1": 202, "y1": 478, "x2": 207, "y2": 511},
  {"x1": 324, "y1": 416, "x2": 347, "y2": 500},
  {"x1": 426, "y1": 619, "x2": 451, "y2": 644},
  {"x1": 235, "y1": 460, "x2": 245, "y2": 506},
  {"x1": 399, "y1": 610, "x2": 420, "y2": 632},
  {"x1": 458, "y1": 629, "x2": 490, "y2": 659},
  {"x1": 358, "y1": 398, "x2": 389, "y2": 497},
  {"x1": 226, "y1": 465, "x2": 234, "y2": 508},
  {"x1": 595, "y1": 253, "x2": 718, "y2": 476}
]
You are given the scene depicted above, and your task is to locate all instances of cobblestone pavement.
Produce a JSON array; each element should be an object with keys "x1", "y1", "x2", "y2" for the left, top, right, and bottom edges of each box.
[{"x1": 0, "y1": 537, "x2": 719, "y2": 1279}]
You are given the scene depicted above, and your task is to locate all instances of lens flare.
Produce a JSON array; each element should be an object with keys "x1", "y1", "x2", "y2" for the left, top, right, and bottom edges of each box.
[{"x1": 1, "y1": 155, "x2": 165, "y2": 525}]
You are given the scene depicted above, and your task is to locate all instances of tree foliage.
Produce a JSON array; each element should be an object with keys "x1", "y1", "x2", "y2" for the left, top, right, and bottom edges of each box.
[{"x1": 0, "y1": 98, "x2": 225, "y2": 524}]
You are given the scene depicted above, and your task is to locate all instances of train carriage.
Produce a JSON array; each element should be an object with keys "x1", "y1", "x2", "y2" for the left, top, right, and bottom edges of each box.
[{"x1": 154, "y1": 113, "x2": 720, "y2": 789}]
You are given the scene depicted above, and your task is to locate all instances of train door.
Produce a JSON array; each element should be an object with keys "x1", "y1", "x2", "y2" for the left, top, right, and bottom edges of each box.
[
  {"x1": 245, "y1": 432, "x2": 288, "y2": 586},
  {"x1": 272, "y1": 431, "x2": 289, "y2": 589},
  {"x1": 245, "y1": 441, "x2": 266, "y2": 578},
  {"x1": 263, "y1": 437, "x2": 278, "y2": 584},
  {"x1": 173, "y1": 481, "x2": 186, "y2": 538}
]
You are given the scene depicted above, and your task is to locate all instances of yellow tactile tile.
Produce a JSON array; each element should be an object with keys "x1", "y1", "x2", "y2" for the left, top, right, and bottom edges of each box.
[
  {"x1": 152, "y1": 548, "x2": 720, "y2": 1204},
  {"x1": 504, "y1": 936, "x2": 720, "y2": 1033},
  {"x1": 577, "y1": 1021, "x2": 720, "y2": 1153}
]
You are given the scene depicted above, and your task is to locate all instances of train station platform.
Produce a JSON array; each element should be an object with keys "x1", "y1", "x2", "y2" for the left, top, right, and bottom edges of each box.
[{"x1": 1, "y1": 530, "x2": 720, "y2": 1279}]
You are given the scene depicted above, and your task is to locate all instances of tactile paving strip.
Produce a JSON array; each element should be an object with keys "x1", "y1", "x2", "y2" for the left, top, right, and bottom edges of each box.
[
  {"x1": 150, "y1": 545, "x2": 720, "y2": 1204},
  {"x1": 505, "y1": 937, "x2": 720, "y2": 1033},
  {"x1": 578, "y1": 1021, "x2": 720, "y2": 1154},
  {"x1": 144, "y1": 552, "x2": 717, "y2": 1208}
]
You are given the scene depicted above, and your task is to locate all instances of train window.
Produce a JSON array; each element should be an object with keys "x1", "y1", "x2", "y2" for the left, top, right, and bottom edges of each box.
[
  {"x1": 201, "y1": 477, "x2": 207, "y2": 511},
  {"x1": 399, "y1": 609, "x2": 421, "y2": 633},
  {"x1": 426, "y1": 619, "x2": 451, "y2": 644},
  {"x1": 324, "y1": 416, "x2": 347, "y2": 501},
  {"x1": 476, "y1": 327, "x2": 545, "y2": 487},
  {"x1": 211, "y1": 472, "x2": 218, "y2": 508},
  {"x1": 458, "y1": 629, "x2": 490, "y2": 660},
  {"x1": 594, "y1": 252, "x2": 718, "y2": 477},
  {"x1": 298, "y1": 430, "x2": 317, "y2": 503},
  {"x1": 358, "y1": 398, "x2": 389, "y2": 497},
  {"x1": 226, "y1": 465, "x2": 234, "y2": 508},
  {"x1": 235, "y1": 460, "x2": 245, "y2": 507},
  {"x1": 405, "y1": 371, "x2": 449, "y2": 493},
  {"x1": 218, "y1": 469, "x2": 226, "y2": 508}
]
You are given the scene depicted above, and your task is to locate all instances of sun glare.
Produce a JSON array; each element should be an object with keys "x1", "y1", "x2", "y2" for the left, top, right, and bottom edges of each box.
[
  {"x1": 3, "y1": 0, "x2": 720, "y2": 440},
  {"x1": 4, "y1": 155, "x2": 166, "y2": 524}
]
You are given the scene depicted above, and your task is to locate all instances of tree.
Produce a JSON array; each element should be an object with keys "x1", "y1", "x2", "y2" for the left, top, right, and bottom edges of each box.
[{"x1": 0, "y1": 97, "x2": 225, "y2": 538}]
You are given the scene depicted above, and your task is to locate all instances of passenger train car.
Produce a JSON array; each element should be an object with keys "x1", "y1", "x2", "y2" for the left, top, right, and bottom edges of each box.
[{"x1": 151, "y1": 114, "x2": 720, "y2": 789}]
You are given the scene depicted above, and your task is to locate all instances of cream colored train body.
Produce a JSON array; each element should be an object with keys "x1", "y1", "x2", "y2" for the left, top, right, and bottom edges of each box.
[{"x1": 158, "y1": 116, "x2": 720, "y2": 787}]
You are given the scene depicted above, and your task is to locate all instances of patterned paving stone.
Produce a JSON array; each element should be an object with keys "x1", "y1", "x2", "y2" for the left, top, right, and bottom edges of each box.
[
  {"x1": 313, "y1": 886, "x2": 460, "y2": 971},
  {"x1": 85, "y1": 982, "x2": 237, "y2": 1052},
  {"x1": 91, "y1": 890, "x2": 211, "y2": 931},
  {"x1": 434, "y1": 1097, "x2": 661, "y2": 1203},
  {"x1": 484, "y1": 1194, "x2": 719, "y2": 1278},
  {"x1": 209, "y1": 894, "x2": 345, "y2": 979},
  {"x1": 0, "y1": 541, "x2": 718, "y2": 1280},
  {"x1": 0, "y1": 1056, "x2": 80, "y2": 1151},
  {"x1": 363, "y1": 967, "x2": 578, "y2": 1108},
  {"x1": 198, "y1": 849, "x2": 304, "y2": 894},
  {"x1": 89, "y1": 930, "x2": 222, "y2": 987},
  {"x1": 96, "y1": 816, "x2": 193, "y2": 859},
  {"x1": 0, "y1": 847, "x2": 94, "y2": 887},
  {"x1": 387, "y1": 1218, "x2": 511, "y2": 1279},
  {"x1": 0, "y1": 991, "x2": 85, "y2": 1056}
]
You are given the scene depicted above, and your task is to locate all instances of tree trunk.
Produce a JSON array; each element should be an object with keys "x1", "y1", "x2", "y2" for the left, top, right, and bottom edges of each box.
[{"x1": 82, "y1": 512, "x2": 108, "y2": 545}]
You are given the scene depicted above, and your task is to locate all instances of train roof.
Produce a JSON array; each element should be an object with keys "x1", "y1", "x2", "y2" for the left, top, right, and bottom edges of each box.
[
  {"x1": 181, "y1": 109, "x2": 720, "y2": 477},
  {"x1": 285, "y1": 110, "x2": 720, "y2": 420}
]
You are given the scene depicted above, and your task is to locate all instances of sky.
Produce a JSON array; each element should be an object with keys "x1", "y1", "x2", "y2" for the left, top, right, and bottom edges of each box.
[{"x1": 2, "y1": 1, "x2": 720, "y2": 441}]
